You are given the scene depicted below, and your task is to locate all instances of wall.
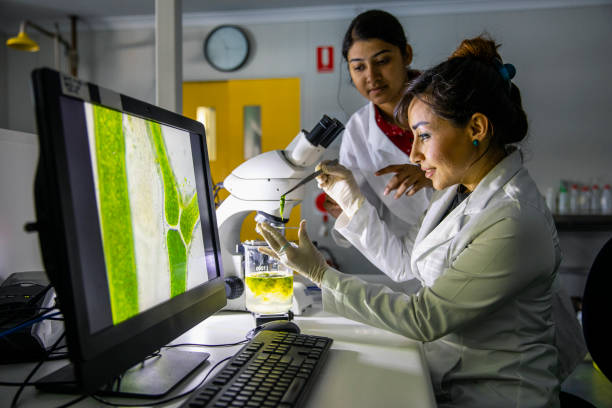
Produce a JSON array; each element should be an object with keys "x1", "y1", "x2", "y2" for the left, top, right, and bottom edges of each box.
[
  {"x1": 1, "y1": 4, "x2": 611, "y2": 287},
  {"x1": 0, "y1": 32, "x2": 7, "y2": 129},
  {"x1": 0, "y1": 129, "x2": 43, "y2": 281}
]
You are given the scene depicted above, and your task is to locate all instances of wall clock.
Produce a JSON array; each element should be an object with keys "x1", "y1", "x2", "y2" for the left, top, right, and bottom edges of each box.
[{"x1": 203, "y1": 25, "x2": 250, "y2": 72}]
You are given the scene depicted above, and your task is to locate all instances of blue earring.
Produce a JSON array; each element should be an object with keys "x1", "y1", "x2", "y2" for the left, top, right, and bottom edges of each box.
[{"x1": 473, "y1": 140, "x2": 479, "y2": 147}]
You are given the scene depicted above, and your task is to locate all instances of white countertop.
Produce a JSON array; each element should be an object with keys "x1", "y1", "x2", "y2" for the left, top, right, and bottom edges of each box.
[{"x1": 0, "y1": 305, "x2": 436, "y2": 407}]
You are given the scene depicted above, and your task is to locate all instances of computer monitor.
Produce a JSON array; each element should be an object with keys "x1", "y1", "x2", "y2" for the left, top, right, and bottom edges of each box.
[{"x1": 30, "y1": 68, "x2": 226, "y2": 397}]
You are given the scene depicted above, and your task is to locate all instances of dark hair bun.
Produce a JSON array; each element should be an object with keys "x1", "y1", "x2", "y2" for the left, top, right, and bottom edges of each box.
[
  {"x1": 450, "y1": 36, "x2": 501, "y2": 63},
  {"x1": 399, "y1": 35, "x2": 528, "y2": 146}
]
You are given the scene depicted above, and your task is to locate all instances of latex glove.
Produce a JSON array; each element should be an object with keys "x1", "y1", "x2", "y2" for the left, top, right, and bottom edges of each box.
[
  {"x1": 322, "y1": 194, "x2": 342, "y2": 218},
  {"x1": 256, "y1": 220, "x2": 328, "y2": 285},
  {"x1": 315, "y1": 160, "x2": 364, "y2": 218},
  {"x1": 376, "y1": 163, "x2": 432, "y2": 198}
]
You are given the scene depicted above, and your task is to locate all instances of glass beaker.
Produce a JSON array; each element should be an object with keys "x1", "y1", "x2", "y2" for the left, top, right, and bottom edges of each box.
[{"x1": 242, "y1": 240, "x2": 293, "y2": 314}]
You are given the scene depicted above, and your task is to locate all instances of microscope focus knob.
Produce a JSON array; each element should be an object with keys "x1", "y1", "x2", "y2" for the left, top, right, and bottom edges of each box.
[{"x1": 224, "y1": 276, "x2": 244, "y2": 299}]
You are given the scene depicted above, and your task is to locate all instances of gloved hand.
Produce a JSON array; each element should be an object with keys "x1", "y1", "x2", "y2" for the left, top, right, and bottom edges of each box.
[
  {"x1": 322, "y1": 194, "x2": 343, "y2": 218},
  {"x1": 315, "y1": 160, "x2": 364, "y2": 218},
  {"x1": 256, "y1": 220, "x2": 328, "y2": 285}
]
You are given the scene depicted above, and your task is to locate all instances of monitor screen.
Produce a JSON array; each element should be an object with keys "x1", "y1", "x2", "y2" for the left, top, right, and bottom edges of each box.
[
  {"x1": 31, "y1": 68, "x2": 226, "y2": 395},
  {"x1": 79, "y1": 100, "x2": 211, "y2": 330}
]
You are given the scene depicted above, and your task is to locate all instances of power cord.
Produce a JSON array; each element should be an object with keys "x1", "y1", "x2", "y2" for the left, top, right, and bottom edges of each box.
[
  {"x1": 91, "y1": 355, "x2": 233, "y2": 407},
  {"x1": 10, "y1": 332, "x2": 66, "y2": 408},
  {"x1": 4, "y1": 336, "x2": 247, "y2": 407},
  {"x1": 91, "y1": 337, "x2": 248, "y2": 406},
  {"x1": 54, "y1": 395, "x2": 88, "y2": 408},
  {"x1": 0, "y1": 311, "x2": 62, "y2": 339}
]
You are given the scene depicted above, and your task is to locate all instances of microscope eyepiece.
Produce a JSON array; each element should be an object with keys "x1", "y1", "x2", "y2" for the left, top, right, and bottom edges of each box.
[
  {"x1": 305, "y1": 115, "x2": 343, "y2": 147},
  {"x1": 319, "y1": 118, "x2": 344, "y2": 148}
]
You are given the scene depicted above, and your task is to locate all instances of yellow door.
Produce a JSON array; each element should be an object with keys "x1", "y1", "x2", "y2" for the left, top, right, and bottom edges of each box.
[{"x1": 183, "y1": 78, "x2": 301, "y2": 241}]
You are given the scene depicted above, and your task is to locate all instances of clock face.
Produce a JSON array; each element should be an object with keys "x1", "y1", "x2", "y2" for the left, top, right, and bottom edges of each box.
[{"x1": 204, "y1": 25, "x2": 250, "y2": 72}]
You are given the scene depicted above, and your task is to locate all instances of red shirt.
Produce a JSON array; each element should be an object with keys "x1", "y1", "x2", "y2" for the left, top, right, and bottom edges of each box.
[{"x1": 374, "y1": 105, "x2": 414, "y2": 155}]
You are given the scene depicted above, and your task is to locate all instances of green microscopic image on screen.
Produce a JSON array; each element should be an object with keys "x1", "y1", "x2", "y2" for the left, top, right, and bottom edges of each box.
[{"x1": 83, "y1": 103, "x2": 209, "y2": 325}]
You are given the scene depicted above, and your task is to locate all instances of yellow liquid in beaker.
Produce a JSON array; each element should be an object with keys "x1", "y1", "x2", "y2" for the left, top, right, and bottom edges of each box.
[{"x1": 245, "y1": 272, "x2": 293, "y2": 314}]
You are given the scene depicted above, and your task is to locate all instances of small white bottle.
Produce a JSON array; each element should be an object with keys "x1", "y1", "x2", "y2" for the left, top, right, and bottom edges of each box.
[
  {"x1": 545, "y1": 187, "x2": 557, "y2": 214},
  {"x1": 558, "y1": 185, "x2": 569, "y2": 215},
  {"x1": 601, "y1": 184, "x2": 612, "y2": 215},
  {"x1": 590, "y1": 184, "x2": 601, "y2": 214},
  {"x1": 569, "y1": 184, "x2": 579, "y2": 214},
  {"x1": 579, "y1": 185, "x2": 591, "y2": 214}
]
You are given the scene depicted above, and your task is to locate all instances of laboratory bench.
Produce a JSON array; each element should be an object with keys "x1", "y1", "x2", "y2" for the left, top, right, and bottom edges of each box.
[
  {"x1": 0, "y1": 305, "x2": 436, "y2": 408},
  {"x1": 554, "y1": 214, "x2": 612, "y2": 231}
]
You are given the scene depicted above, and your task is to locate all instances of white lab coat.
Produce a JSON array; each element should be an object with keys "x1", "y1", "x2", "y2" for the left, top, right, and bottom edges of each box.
[
  {"x1": 336, "y1": 102, "x2": 431, "y2": 250},
  {"x1": 322, "y1": 150, "x2": 586, "y2": 407}
]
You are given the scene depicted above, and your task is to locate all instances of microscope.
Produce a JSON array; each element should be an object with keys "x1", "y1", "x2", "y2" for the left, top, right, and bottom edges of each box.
[{"x1": 217, "y1": 115, "x2": 344, "y2": 315}]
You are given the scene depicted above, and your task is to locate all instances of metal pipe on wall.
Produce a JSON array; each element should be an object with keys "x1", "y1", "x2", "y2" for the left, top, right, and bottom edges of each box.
[{"x1": 155, "y1": 0, "x2": 182, "y2": 113}]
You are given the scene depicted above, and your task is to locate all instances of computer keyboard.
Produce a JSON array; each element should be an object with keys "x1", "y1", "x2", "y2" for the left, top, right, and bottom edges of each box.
[{"x1": 181, "y1": 330, "x2": 333, "y2": 408}]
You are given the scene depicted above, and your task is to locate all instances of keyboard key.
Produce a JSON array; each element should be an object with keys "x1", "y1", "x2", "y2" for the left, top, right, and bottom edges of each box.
[{"x1": 280, "y1": 377, "x2": 306, "y2": 405}]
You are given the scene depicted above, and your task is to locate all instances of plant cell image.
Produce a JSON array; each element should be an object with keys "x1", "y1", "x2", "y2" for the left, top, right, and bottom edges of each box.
[{"x1": 84, "y1": 103, "x2": 208, "y2": 325}]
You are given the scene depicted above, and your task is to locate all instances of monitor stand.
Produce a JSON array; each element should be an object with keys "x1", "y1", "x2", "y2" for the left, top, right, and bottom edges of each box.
[{"x1": 36, "y1": 348, "x2": 210, "y2": 398}]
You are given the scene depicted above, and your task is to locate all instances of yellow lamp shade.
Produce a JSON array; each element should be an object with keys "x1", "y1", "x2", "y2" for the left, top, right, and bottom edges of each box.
[{"x1": 6, "y1": 30, "x2": 40, "y2": 52}]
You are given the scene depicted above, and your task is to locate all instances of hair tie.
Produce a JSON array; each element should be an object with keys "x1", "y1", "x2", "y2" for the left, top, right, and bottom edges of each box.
[{"x1": 498, "y1": 62, "x2": 516, "y2": 81}]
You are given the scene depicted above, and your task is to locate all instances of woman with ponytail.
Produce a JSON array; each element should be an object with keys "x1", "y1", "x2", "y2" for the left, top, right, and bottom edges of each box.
[
  {"x1": 323, "y1": 10, "x2": 433, "y2": 265},
  {"x1": 257, "y1": 35, "x2": 585, "y2": 407}
]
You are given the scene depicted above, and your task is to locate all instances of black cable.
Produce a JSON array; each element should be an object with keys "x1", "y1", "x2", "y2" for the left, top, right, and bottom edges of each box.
[
  {"x1": 0, "y1": 343, "x2": 245, "y2": 387},
  {"x1": 44, "y1": 353, "x2": 70, "y2": 361},
  {"x1": 0, "y1": 305, "x2": 56, "y2": 321},
  {"x1": 103, "y1": 341, "x2": 245, "y2": 393},
  {"x1": 0, "y1": 309, "x2": 49, "y2": 330},
  {"x1": 10, "y1": 332, "x2": 66, "y2": 408},
  {"x1": 0, "y1": 381, "x2": 38, "y2": 386},
  {"x1": 2, "y1": 339, "x2": 244, "y2": 403},
  {"x1": 0, "y1": 311, "x2": 62, "y2": 339},
  {"x1": 0, "y1": 334, "x2": 68, "y2": 387},
  {"x1": 45, "y1": 344, "x2": 69, "y2": 360},
  {"x1": 90, "y1": 355, "x2": 233, "y2": 407},
  {"x1": 114, "y1": 375, "x2": 122, "y2": 393},
  {"x1": 54, "y1": 394, "x2": 88, "y2": 408}
]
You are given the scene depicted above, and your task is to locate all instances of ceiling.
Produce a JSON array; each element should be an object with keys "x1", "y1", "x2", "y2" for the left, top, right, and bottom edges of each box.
[
  {"x1": 0, "y1": 0, "x2": 404, "y2": 29},
  {"x1": 2, "y1": 0, "x2": 610, "y2": 34},
  {"x1": 1, "y1": 0, "x2": 397, "y2": 19}
]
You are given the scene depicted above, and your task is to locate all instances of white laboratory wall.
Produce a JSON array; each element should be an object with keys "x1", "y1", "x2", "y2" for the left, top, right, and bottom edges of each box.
[
  {"x1": 0, "y1": 129, "x2": 43, "y2": 282},
  {"x1": 1, "y1": 4, "x2": 611, "y2": 288},
  {"x1": 0, "y1": 33, "x2": 7, "y2": 129}
]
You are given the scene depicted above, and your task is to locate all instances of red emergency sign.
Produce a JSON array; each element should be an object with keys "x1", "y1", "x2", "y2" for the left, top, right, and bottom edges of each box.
[{"x1": 317, "y1": 46, "x2": 334, "y2": 73}]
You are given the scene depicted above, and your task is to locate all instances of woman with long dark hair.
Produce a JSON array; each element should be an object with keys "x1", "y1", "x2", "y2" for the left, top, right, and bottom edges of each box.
[{"x1": 325, "y1": 10, "x2": 432, "y2": 274}]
